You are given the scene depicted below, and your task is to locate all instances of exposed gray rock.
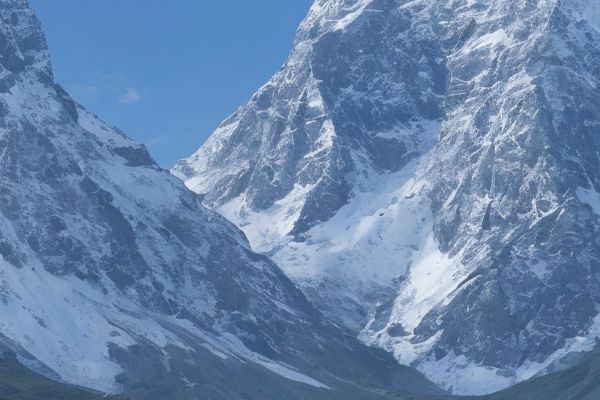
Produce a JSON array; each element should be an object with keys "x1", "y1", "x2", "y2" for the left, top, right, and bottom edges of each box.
[
  {"x1": 176, "y1": 0, "x2": 600, "y2": 394},
  {"x1": 0, "y1": 1, "x2": 442, "y2": 399}
]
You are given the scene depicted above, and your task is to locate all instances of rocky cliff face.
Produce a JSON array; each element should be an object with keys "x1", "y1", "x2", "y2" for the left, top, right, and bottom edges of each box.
[
  {"x1": 175, "y1": 0, "x2": 600, "y2": 394},
  {"x1": 0, "y1": 1, "x2": 442, "y2": 399},
  {"x1": 174, "y1": 0, "x2": 447, "y2": 333}
]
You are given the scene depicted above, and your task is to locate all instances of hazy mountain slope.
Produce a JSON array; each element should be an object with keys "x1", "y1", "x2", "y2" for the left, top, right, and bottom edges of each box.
[
  {"x1": 175, "y1": 0, "x2": 600, "y2": 394},
  {"x1": 473, "y1": 350, "x2": 600, "y2": 400},
  {"x1": 0, "y1": 1, "x2": 442, "y2": 399},
  {"x1": 3, "y1": 344, "x2": 600, "y2": 400},
  {"x1": 0, "y1": 351, "x2": 126, "y2": 400}
]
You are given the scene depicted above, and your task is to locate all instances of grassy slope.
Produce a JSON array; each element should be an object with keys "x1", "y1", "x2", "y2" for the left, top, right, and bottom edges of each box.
[
  {"x1": 2, "y1": 348, "x2": 600, "y2": 400},
  {"x1": 0, "y1": 353, "x2": 125, "y2": 400}
]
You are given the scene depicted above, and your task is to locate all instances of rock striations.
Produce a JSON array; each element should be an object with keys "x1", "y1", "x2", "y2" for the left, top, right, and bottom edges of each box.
[
  {"x1": 0, "y1": 1, "x2": 442, "y2": 399},
  {"x1": 175, "y1": 0, "x2": 600, "y2": 394}
]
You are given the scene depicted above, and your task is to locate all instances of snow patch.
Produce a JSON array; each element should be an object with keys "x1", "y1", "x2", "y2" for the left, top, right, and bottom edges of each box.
[
  {"x1": 220, "y1": 182, "x2": 317, "y2": 253},
  {"x1": 390, "y1": 235, "x2": 465, "y2": 332},
  {"x1": 576, "y1": 186, "x2": 600, "y2": 215},
  {"x1": 465, "y1": 29, "x2": 510, "y2": 52},
  {"x1": 0, "y1": 257, "x2": 135, "y2": 394},
  {"x1": 220, "y1": 333, "x2": 329, "y2": 389}
]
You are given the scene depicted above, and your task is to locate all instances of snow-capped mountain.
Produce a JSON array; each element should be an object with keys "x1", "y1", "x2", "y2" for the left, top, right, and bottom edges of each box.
[
  {"x1": 174, "y1": 0, "x2": 446, "y2": 333},
  {"x1": 175, "y1": 0, "x2": 600, "y2": 394},
  {"x1": 0, "y1": 1, "x2": 443, "y2": 399}
]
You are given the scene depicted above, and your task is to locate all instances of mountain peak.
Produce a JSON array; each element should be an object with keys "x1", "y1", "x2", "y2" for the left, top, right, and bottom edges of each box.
[
  {"x1": 0, "y1": 0, "x2": 51, "y2": 77},
  {"x1": 297, "y1": 0, "x2": 372, "y2": 36},
  {"x1": 0, "y1": 1, "x2": 444, "y2": 399},
  {"x1": 176, "y1": 0, "x2": 600, "y2": 394}
]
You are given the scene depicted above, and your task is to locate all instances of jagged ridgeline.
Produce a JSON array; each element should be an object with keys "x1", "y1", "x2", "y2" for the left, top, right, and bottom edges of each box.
[
  {"x1": 175, "y1": 0, "x2": 600, "y2": 395},
  {"x1": 0, "y1": 0, "x2": 444, "y2": 399}
]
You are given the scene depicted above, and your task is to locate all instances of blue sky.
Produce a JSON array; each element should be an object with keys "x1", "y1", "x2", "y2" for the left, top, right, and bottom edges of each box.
[{"x1": 29, "y1": 1, "x2": 313, "y2": 167}]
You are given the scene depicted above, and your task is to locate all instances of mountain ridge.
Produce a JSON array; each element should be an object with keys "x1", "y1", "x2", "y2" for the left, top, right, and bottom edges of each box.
[
  {"x1": 175, "y1": 0, "x2": 600, "y2": 394},
  {"x1": 0, "y1": 1, "x2": 443, "y2": 398}
]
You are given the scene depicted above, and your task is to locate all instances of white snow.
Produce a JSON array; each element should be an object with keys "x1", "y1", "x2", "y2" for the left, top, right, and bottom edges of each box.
[
  {"x1": 78, "y1": 109, "x2": 133, "y2": 148},
  {"x1": 220, "y1": 183, "x2": 317, "y2": 253},
  {"x1": 220, "y1": 333, "x2": 329, "y2": 389},
  {"x1": 277, "y1": 157, "x2": 432, "y2": 286},
  {"x1": 171, "y1": 0, "x2": 600, "y2": 395},
  {"x1": 576, "y1": 186, "x2": 600, "y2": 215},
  {"x1": 0, "y1": 249, "x2": 330, "y2": 393},
  {"x1": 370, "y1": 310, "x2": 600, "y2": 395},
  {"x1": 305, "y1": 0, "x2": 374, "y2": 33},
  {"x1": 417, "y1": 353, "x2": 512, "y2": 395},
  {"x1": 0, "y1": 70, "x2": 330, "y2": 396},
  {"x1": 303, "y1": 119, "x2": 336, "y2": 159},
  {"x1": 465, "y1": 29, "x2": 510, "y2": 52},
  {"x1": 389, "y1": 235, "x2": 466, "y2": 332},
  {"x1": 0, "y1": 256, "x2": 135, "y2": 394},
  {"x1": 333, "y1": 1, "x2": 374, "y2": 31}
]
